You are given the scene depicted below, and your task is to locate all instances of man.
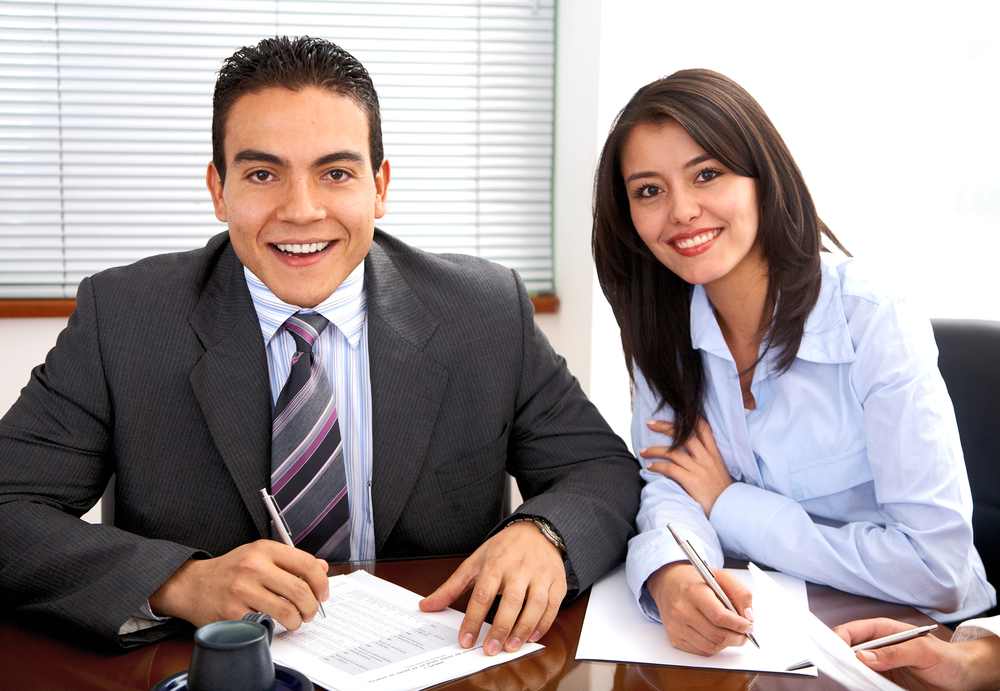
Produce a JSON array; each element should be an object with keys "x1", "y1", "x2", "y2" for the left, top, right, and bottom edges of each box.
[{"x1": 0, "y1": 36, "x2": 641, "y2": 654}]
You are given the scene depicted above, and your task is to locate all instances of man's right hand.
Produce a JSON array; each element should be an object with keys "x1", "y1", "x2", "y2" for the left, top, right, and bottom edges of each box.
[
  {"x1": 148, "y1": 540, "x2": 329, "y2": 630},
  {"x1": 647, "y1": 562, "x2": 754, "y2": 656}
]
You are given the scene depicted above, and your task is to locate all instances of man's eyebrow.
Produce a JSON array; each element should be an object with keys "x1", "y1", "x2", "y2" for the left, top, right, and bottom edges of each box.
[
  {"x1": 624, "y1": 153, "x2": 717, "y2": 183},
  {"x1": 232, "y1": 149, "x2": 286, "y2": 167},
  {"x1": 314, "y1": 150, "x2": 367, "y2": 168}
]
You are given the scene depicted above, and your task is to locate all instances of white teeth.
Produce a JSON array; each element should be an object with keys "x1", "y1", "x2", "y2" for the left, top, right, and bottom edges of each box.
[
  {"x1": 276, "y1": 241, "x2": 331, "y2": 255},
  {"x1": 674, "y1": 229, "x2": 720, "y2": 249}
]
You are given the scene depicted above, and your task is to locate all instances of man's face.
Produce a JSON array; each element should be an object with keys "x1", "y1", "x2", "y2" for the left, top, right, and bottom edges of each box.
[{"x1": 208, "y1": 86, "x2": 389, "y2": 308}]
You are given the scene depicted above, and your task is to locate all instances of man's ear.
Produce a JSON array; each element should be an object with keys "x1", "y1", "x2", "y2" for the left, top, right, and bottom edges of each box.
[
  {"x1": 374, "y1": 158, "x2": 390, "y2": 220},
  {"x1": 206, "y1": 162, "x2": 227, "y2": 222}
]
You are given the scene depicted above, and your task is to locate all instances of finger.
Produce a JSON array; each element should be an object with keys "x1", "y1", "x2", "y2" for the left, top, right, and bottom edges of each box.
[
  {"x1": 504, "y1": 580, "x2": 558, "y2": 652},
  {"x1": 857, "y1": 638, "x2": 937, "y2": 672},
  {"x1": 239, "y1": 579, "x2": 309, "y2": 630},
  {"x1": 257, "y1": 565, "x2": 324, "y2": 625},
  {"x1": 523, "y1": 581, "x2": 565, "y2": 645},
  {"x1": 419, "y1": 560, "x2": 476, "y2": 613},
  {"x1": 833, "y1": 618, "x2": 911, "y2": 647},
  {"x1": 713, "y1": 569, "x2": 754, "y2": 625},
  {"x1": 668, "y1": 614, "x2": 744, "y2": 656},
  {"x1": 694, "y1": 417, "x2": 722, "y2": 457},
  {"x1": 646, "y1": 419, "x2": 677, "y2": 437},
  {"x1": 689, "y1": 584, "x2": 754, "y2": 641},
  {"x1": 267, "y1": 541, "x2": 330, "y2": 600},
  {"x1": 638, "y1": 445, "x2": 675, "y2": 459},
  {"x1": 462, "y1": 570, "x2": 502, "y2": 651},
  {"x1": 483, "y1": 576, "x2": 525, "y2": 655}
]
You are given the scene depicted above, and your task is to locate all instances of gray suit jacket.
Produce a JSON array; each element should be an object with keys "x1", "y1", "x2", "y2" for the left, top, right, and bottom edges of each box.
[{"x1": 0, "y1": 230, "x2": 640, "y2": 645}]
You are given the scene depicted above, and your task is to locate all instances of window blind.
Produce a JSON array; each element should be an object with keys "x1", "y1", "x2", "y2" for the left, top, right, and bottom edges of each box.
[{"x1": 0, "y1": 0, "x2": 555, "y2": 298}]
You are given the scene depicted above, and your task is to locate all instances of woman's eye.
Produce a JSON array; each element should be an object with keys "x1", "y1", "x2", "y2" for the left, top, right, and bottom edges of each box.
[
  {"x1": 697, "y1": 168, "x2": 722, "y2": 182},
  {"x1": 636, "y1": 184, "x2": 660, "y2": 198}
]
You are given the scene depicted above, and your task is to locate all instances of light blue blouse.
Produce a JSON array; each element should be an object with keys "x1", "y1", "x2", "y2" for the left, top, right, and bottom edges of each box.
[{"x1": 626, "y1": 254, "x2": 996, "y2": 624}]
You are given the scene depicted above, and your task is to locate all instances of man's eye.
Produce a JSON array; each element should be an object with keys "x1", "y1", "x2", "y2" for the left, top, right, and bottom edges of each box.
[
  {"x1": 251, "y1": 170, "x2": 271, "y2": 182},
  {"x1": 328, "y1": 170, "x2": 348, "y2": 181}
]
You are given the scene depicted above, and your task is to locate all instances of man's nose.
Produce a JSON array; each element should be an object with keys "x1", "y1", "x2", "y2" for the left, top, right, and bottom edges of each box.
[{"x1": 277, "y1": 178, "x2": 326, "y2": 224}]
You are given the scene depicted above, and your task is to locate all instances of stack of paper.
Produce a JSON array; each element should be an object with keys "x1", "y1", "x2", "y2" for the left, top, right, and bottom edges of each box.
[{"x1": 271, "y1": 570, "x2": 543, "y2": 691}]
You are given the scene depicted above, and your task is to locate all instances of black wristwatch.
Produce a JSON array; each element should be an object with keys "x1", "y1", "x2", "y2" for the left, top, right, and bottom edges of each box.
[{"x1": 505, "y1": 516, "x2": 566, "y2": 557}]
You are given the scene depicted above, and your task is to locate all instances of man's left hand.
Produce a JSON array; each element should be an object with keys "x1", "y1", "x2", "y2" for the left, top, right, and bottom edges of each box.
[{"x1": 418, "y1": 521, "x2": 567, "y2": 655}]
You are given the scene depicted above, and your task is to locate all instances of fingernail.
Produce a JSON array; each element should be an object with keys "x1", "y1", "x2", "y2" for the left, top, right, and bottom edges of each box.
[
  {"x1": 529, "y1": 630, "x2": 542, "y2": 642},
  {"x1": 321, "y1": 589, "x2": 330, "y2": 602},
  {"x1": 484, "y1": 639, "x2": 501, "y2": 656},
  {"x1": 461, "y1": 633, "x2": 474, "y2": 648},
  {"x1": 860, "y1": 651, "x2": 877, "y2": 662},
  {"x1": 507, "y1": 637, "x2": 521, "y2": 651},
  {"x1": 305, "y1": 614, "x2": 314, "y2": 623},
  {"x1": 647, "y1": 420, "x2": 656, "y2": 427},
  {"x1": 744, "y1": 624, "x2": 754, "y2": 635},
  {"x1": 639, "y1": 448, "x2": 648, "y2": 454},
  {"x1": 744, "y1": 607, "x2": 754, "y2": 622}
]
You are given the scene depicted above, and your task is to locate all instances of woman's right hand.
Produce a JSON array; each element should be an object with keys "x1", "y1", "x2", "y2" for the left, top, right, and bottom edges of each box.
[{"x1": 647, "y1": 562, "x2": 755, "y2": 656}]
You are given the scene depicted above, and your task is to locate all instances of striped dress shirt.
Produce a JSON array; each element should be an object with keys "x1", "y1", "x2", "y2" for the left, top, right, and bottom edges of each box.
[{"x1": 245, "y1": 263, "x2": 375, "y2": 563}]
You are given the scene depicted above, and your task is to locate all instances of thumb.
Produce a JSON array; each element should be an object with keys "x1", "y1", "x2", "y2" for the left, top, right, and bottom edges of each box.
[
  {"x1": 856, "y1": 643, "x2": 922, "y2": 672},
  {"x1": 419, "y1": 562, "x2": 475, "y2": 612},
  {"x1": 714, "y1": 569, "x2": 754, "y2": 623}
]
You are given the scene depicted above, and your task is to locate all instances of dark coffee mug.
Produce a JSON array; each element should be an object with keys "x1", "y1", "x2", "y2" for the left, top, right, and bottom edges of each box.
[{"x1": 187, "y1": 616, "x2": 276, "y2": 691}]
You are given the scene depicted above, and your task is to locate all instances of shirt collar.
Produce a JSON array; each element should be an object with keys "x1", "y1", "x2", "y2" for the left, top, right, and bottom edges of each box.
[
  {"x1": 688, "y1": 254, "x2": 855, "y2": 366},
  {"x1": 245, "y1": 261, "x2": 367, "y2": 348}
]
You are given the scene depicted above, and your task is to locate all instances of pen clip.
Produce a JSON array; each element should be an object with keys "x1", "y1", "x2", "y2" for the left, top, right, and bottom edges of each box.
[{"x1": 261, "y1": 489, "x2": 293, "y2": 537}]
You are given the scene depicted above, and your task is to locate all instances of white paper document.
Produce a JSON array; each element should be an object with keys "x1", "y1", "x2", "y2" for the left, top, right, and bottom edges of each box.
[
  {"x1": 748, "y1": 563, "x2": 905, "y2": 690},
  {"x1": 270, "y1": 570, "x2": 542, "y2": 691},
  {"x1": 576, "y1": 564, "x2": 817, "y2": 675}
]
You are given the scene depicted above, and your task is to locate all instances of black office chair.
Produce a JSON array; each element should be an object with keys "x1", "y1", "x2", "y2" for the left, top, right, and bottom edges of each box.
[{"x1": 932, "y1": 319, "x2": 1000, "y2": 617}]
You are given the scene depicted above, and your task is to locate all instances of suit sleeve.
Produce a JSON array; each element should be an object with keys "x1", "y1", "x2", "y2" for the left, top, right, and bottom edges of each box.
[
  {"x1": 0, "y1": 277, "x2": 199, "y2": 646},
  {"x1": 501, "y1": 271, "x2": 642, "y2": 595}
]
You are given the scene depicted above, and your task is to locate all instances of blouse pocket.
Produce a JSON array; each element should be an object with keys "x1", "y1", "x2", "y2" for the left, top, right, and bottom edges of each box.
[{"x1": 788, "y1": 445, "x2": 872, "y2": 502}]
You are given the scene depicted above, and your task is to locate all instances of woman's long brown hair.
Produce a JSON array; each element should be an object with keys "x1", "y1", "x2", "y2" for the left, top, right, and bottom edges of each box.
[{"x1": 592, "y1": 69, "x2": 848, "y2": 449}]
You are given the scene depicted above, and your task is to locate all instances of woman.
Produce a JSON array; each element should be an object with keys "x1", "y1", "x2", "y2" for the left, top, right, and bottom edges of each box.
[{"x1": 592, "y1": 69, "x2": 995, "y2": 656}]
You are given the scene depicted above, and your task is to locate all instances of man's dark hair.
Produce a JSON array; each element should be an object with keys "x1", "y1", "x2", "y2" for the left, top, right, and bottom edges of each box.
[
  {"x1": 212, "y1": 35, "x2": 383, "y2": 183},
  {"x1": 592, "y1": 69, "x2": 849, "y2": 450}
]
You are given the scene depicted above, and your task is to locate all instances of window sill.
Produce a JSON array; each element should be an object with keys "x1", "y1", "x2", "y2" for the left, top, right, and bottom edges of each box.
[{"x1": 0, "y1": 295, "x2": 560, "y2": 318}]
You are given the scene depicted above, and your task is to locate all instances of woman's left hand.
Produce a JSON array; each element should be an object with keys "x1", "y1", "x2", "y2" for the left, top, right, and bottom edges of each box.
[{"x1": 639, "y1": 418, "x2": 733, "y2": 517}]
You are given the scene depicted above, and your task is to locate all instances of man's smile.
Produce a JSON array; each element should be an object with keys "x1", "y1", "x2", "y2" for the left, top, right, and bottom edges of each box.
[{"x1": 274, "y1": 241, "x2": 332, "y2": 257}]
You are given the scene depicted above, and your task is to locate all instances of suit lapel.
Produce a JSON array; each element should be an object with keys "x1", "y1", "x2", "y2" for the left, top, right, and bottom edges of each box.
[
  {"x1": 188, "y1": 242, "x2": 273, "y2": 538},
  {"x1": 366, "y1": 239, "x2": 448, "y2": 551}
]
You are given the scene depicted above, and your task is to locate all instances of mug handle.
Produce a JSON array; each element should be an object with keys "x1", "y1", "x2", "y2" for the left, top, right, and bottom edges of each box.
[{"x1": 242, "y1": 612, "x2": 275, "y2": 645}]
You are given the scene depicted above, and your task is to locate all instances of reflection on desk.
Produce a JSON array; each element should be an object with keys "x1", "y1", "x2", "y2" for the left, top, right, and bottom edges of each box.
[{"x1": 0, "y1": 556, "x2": 947, "y2": 691}]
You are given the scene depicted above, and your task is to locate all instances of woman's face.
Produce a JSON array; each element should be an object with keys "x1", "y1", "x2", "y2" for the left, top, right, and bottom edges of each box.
[{"x1": 621, "y1": 120, "x2": 761, "y2": 291}]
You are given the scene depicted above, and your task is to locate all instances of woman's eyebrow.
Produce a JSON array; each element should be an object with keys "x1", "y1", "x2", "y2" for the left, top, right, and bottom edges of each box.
[{"x1": 683, "y1": 153, "x2": 715, "y2": 169}]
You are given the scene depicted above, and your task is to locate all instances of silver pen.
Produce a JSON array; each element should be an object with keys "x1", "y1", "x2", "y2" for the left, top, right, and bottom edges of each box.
[
  {"x1": 786, "y1": 623, "x2": 937, "y2": 671},
  {"x1": 667, "y1": 523, "x2": 759, "y2": 649},
  {"x1": 260, "y1": 488, "x2": 327, "y2": 619}
]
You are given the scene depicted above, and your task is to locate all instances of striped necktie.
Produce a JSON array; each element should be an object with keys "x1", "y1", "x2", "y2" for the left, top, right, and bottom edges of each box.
[{"x1": 270, "y1": 312, "x2": 351, "y2": 561}]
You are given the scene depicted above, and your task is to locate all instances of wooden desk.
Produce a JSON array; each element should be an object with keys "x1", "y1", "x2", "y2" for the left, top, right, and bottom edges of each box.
[{"x1": 0, "y1": 557, "x2": 947, "y2": 690}]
